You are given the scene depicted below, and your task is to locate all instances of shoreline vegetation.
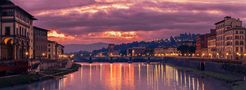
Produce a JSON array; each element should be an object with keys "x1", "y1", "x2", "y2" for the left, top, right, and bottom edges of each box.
[{"x1": 0, "y1": 63, "x2": 81, "y2": 88}]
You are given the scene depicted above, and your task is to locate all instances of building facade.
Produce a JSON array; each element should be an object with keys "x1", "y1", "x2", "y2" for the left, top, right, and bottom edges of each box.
[
  {"x1": 195, "y1": 34, "x2": 209, "y2": 57},
  {"x1": 0, "y1": 1, "x2": 36, "y2": 60},
  {"x1": 127, "y1": 47, "x2": 147, "y2": 57},
  {"x1": 215, "y1": 16, "x2": 245, "y2": 60},
  {"x1": 47, "y1": 41, "x2": 64, "y2": 60},
  {"x1": 33, "y1": 26, "x2": 48, "y2": 59},
  {"x1": 177, "y1": 41, "x2": 196, "y2": 47},
  {"x1": 107, "y1": 44, "x2": 119, "y2": 57},
  {"x1": 224, "y1": 27, "x2": 246, "y2": 60},
  {"x1": 154, "y1": 47, "x2": 179, "y2": 57},
  {"x1": 208, "y1": 30, "x2": 217, "y2": 58},
  {"x1": 56, "y1": 44, "x2": 64, "y2": 59},
  {"x1": 47, "y1": 41, "x2": 56, "y2": 60}
]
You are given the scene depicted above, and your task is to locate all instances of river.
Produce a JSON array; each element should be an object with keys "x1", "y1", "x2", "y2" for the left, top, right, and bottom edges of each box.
[{"x1": 2, "y1": 63, "x2": 231, "y2": 90}]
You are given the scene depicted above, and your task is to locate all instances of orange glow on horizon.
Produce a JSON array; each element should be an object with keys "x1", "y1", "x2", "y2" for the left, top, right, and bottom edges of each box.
[
  {"x1": 48, "y1": 30, "x2": 76, "y2": 43},
  {"x1": 87, "y1": 31, "x2": 139, "y2": 41},
  {"x1": 35, "y1": 2, "x2": 133, "y2": 16},
  {"x1": 46, "y1": 30, "x2": 142, "y2": 44},
  {"x1": 103, "y1": 31, "x2": 137, "y2": 39},
  {"x1": 48, "y1": 30, "x2": 66, "y2": 38}
]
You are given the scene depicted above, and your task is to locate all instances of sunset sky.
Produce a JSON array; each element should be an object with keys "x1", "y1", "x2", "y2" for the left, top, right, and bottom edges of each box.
[{"x1": 12, "y1": 0, "x2": 246, "y2": 44}]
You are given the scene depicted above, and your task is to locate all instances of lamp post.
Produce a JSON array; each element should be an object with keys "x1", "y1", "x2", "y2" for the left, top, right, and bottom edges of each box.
[
  {"x1": 89, "y1": 54, "x2": 93, "y2": 63},
  {"x1": 147, "y1": 53, "x2": 150, "y2": 63},
  {"x1": 42, "y1": 53, "x2": 46, "y2": 60},
  {"x1": 25, "y1": 52, "x2": 29, "y2": 60},
  {"x1": 216, "y1": 53, "x2": 219, "y2": 59}
]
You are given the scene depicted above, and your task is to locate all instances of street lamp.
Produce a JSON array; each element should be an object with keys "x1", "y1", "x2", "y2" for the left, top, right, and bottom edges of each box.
[
  {"x1": 209, "y1": 53, "x2": 212, "y2": 58},
  {"x1": 147, "y1": 53, "x2": 150, "y2": 56},
  {"x1": 42, "y1": 53, "x2": 46, "y2": 60},
  {"x1": 216, "y1": 53, "x2": 219, "y2": 59},
  {"x1": 42, "y1": 53, "x2": 46, "y2": 57},
  {"x1": 25, "y1": 52, "x2": 29, "y2": 56},
  {"x1": 25, "y1": 52, "x2": 29, "y2": 60},
  {"x1": 202, "y1": 53, "x2": 205, "y2": 57},
  {"x1": 70, "y1": 54, "x2": 75, "y2": 58}
]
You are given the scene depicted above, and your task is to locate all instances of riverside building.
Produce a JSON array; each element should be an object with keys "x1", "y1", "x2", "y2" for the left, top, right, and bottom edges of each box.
[
  {"x1": 33, "y1": 27, "x2": 48, "y2": 59},
  {"x1": 47, "y1": 41, "x2": 64, "y2": 60},
  {"x1": 215, "y1": 16, "x2": 246, "y2": 60},
  {"x1": 48, "y1": 41, "x2": 57, "y2": 60},
  {"x1": 107, "y1": 44, "x2": 120, "y2": 57},
  {"x1": 154, "y1": 47, "x2": 179, "y2": 57},
  {"x1": 195, "y1": 34, "x2": 209, "y2": 57},
  {"x1": 224, "y1": 27, "x2": 246, "y2": 60},
  {"x1": 56, "y1": 44, "x2": 64, "y2": 59},
  {"x1": 208, "y1": 29, "x2": 217, "y2": 58},
  {"x1": 127, "y1": 47, "x2": 147, "y2": 57},
  {"x1": 0, "y1": 0, "x2": 36, "y2": 60}
]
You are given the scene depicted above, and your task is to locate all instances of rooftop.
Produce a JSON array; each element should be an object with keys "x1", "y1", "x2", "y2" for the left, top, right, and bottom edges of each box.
[
  {"x1": 0, "y1": 0, "x2": 37, "y2": 20},
  {"x1": 214, "y1": 16, "x2": 232, "y2": 25},
  {"x1": 33, "y1": 26, "x2": 49, "y2": 32}
]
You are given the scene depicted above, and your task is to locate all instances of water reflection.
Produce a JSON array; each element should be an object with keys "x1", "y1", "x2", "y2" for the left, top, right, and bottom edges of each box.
[{"x1": 3, "y1": 63, "x2": 230, "y2": 90}]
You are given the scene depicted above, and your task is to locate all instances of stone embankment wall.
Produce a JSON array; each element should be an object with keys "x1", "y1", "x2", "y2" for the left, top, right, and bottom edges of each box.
[
  {"x1": 75, "y1": 56, "x2": 246, "y2": 74},
  {"x1": 163, "y1": 57, "x2": 246, "y2": 75}
]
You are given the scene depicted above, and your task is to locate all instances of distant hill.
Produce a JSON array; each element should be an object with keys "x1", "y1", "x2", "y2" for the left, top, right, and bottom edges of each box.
[
  {"x1": 91, "y1": 33, "x2": 198, "y2": 55},
  {"x1": 64, "y1": 43, "x2": 109, "y2": 53}
]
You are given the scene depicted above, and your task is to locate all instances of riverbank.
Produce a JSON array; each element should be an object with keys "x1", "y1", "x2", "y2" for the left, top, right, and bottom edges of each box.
[
  {"x1": 167, "y1": 64, "x2": 246, "y2": 90},
  {"x1": 0, "y1": 63, "x2": 81, "y2": 88}
]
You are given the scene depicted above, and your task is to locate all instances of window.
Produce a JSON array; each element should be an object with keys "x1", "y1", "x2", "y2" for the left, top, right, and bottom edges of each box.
[
  {"x1": 235, "y1": 41, "x2": 239, "y2": 45},
  {"x1": 236, "y1": 47, "x2": 239, "y2": 52},
  {"x1": 5, "y1": 27, "x2": 10, "y2": 35},
  {"x1": 2, "y1": 9, "x2": 14, "y2": 16},
  {"x1": 240, "y1": 36, "x2": 244, "y2": 39},
  {"x1": 235, "y1": 36, "x2": 240, "y2": 39},
  {"x1": 16, "y1": 28, "x2": 18, "y2": 35},
  {"x1": 226, "y1": 37, "x2": 230, "y2": 40},
  {"x1": 226, "y1": 42, "x2": 231, "y2": 46},
  {"x1": 240, "y1": 47, "x2": 244, "y2": 52},
  {"x1": 240, "y1": 31, "x2": 244, "y2": 34},
  {"x1": 19, "y1": 27, "x2": 21, "y2": 36},
  {"x1": 24, "y1": 29, "x2": 26, "y2": 36},
  {"x1": 240, "y1": 41, "x2": 244, "y2": 45}
]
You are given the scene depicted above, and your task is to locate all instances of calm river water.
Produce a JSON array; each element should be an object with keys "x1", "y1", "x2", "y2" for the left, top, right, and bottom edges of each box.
[{"x1": 2, "y1": 63, "x2": 231, "y2": 90}]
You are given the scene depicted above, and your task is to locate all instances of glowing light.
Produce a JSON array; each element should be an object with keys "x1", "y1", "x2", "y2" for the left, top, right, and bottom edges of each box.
[
  {"x1": 104, "y1": 31, "x2": 137, "y2": 39},
  {"x1": 35, "y1": 3, "x2": 133, "y2": 16},
  {"x1": 144, "y1": 7, "x2": 178, "y2": 13},
  {"x1": 48, "y1": 30, "x2": 76, "y2": 42},
  {"x1": 48, "y1": 30, "x2": 66, "y2": 38},
  {"x1": 88, "y1": 31, "x2": 138, "y2": 40},
  {"x1": 25, "y1": 52, "x2": 29, "y2": 56},
  {"x1": 3, "y1": 38, "x2": 14, "y2": 45},
  {"x1": 42, "y1": 53, "x2": 46, "y2": 56}
]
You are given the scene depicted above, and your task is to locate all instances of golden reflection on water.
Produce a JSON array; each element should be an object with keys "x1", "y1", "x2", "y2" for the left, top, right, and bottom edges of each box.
[
  {"x1": 6, "y1": 63, "x2": 229, "y2": 90},
  {"x1": 64, "y1": 63, "x2": 208, "y2": 90}
]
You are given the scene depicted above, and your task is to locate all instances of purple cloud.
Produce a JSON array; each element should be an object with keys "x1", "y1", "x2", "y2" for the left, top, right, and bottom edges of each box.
[{"x1": 12, "y1": 0, "x2": 246, "y2": 44}]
